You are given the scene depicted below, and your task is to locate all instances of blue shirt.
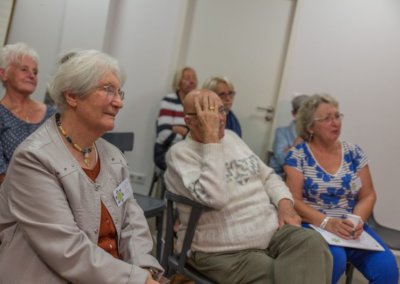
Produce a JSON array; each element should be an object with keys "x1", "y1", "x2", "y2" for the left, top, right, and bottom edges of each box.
[
  {"x1": 0, "y1": 104, "x2": 56, "y2": 174},
  {"x1": 226, "y1": 111, "x2": 242, "y2": 137},
  {"x1": 268, "y1": 121, "x2": 297, "y2": 177}
]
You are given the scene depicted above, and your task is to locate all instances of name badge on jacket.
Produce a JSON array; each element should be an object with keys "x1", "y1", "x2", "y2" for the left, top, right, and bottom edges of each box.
[{"x1": 113, "y1": 178, "x2": 133, "y2": 207}]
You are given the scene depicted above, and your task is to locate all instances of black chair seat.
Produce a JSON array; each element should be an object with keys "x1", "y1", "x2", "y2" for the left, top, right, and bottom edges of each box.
[
  {"x1": 134, "y1": 193, "x2": 165, "y2": 218},
  {"x1": 368, "y1": 213, "x2": 400, "y2": 250},
  {"x1": 102, "y1": 132, "x2": 165, "y2": 260}
]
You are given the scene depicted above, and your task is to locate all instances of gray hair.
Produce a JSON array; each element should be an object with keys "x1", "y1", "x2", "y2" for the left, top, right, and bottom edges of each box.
[
  {"x1": 202, "y1": 75, "x2": 235, "y2": 93},
  {"x1": 296, "y1": 93, "x2": 338, "y2": 141},
  {"x1": 48, "y1": 49, "x2": 125, "y2": 112},
  {"x1": 0, "y1": 42, "x2": 39, "y2": 69},
  {"x1": 292, "y1": 94, "x2": 309, "y2": 114},
  {"x1": 0, "y1": 43, "x2": 39, "y2": 86},
  {"x1": 173, "y1": 66, "x2": 196, "y2": 91}
]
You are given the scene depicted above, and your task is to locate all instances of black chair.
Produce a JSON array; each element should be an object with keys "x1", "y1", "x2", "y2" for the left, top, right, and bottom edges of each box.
[
  {"x1": 133, "y1": 192, "x2": 165, "y2": 260},
  {"x1": 102, "y1": 132, "x2": 134, "y2": 152},
  {"x1": 368, "y1": 213, "x2": 400, "y2": 250},
  {"x1": 101, "y1": 132, "x2": 165, "y2": 260},
  {"x1": 345, "y1": 262, "x2": 354, "y2": 284},
  {"x1": 148, "y1": 167, "x2": 166, "y2": 199},
  {"x1": 161, "y1": 190, "x2": 215, "y2": 284}
]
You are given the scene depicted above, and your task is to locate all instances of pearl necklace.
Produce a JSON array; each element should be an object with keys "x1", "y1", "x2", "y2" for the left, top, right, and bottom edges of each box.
[{"x1": 55, "y1": 113, "x2": 93, "y2": 166}]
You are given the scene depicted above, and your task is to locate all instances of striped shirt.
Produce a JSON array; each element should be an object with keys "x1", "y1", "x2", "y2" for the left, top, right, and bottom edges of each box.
[
  {"x1": 156, "y1": 92, "x2": 185, "y2": 146},
  {"x1": 285, "y1": 141, "x2": 368, "y2": 218}
]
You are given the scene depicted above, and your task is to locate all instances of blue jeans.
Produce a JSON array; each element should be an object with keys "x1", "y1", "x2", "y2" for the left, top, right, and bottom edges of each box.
[{"x1": 303, "y1": 223, "x2": 398, "y2": 284}]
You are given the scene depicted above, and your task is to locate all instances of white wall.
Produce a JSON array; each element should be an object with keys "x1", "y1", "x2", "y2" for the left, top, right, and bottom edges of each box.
[{"x1": 276, "y1": 0, "x2": 400, "y2": 229}]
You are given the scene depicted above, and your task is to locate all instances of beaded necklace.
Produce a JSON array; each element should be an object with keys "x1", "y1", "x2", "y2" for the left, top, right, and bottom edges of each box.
[{"x1": 55, "y1": 113, "x2": 93, "y2": 166}]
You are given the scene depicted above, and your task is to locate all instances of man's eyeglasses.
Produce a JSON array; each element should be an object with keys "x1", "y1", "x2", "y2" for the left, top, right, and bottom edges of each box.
[
  {"x1": 185, "y1": 106, "x2": 227, "y2": 116},
  {"x1": 97, "y1": 85, "x2": 125, "y2": 101},
  {"x1": 217, "y1": 91, "x2": 235, "y2": 99},
  {"x1": 314, "y1": 113, "x2": 344, "y2": 124}
]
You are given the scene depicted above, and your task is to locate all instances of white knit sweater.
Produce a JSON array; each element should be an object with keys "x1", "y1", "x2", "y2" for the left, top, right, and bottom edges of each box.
[{"x1": 165, "y1": 130, "x2": 293, "y2": 253}]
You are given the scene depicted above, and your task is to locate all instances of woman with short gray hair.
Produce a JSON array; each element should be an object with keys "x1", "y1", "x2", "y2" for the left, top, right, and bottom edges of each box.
[
  {"x1": 0, "y1": 42, "x2": 56, "y2": 184},
  {"x1": 295, "y1": 93, "x2": 338, "y2": 141},
  {"x1": 285, "y1": 93, "x2": 398, "y2": 283},
  {"x1": 0, "y1": 49, "x2": 164, "y2": 283}
]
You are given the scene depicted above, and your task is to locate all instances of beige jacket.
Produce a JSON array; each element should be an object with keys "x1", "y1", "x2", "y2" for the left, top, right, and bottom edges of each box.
[{"x1": 0, "y1": 116, "x2": 162, "y2": 283}]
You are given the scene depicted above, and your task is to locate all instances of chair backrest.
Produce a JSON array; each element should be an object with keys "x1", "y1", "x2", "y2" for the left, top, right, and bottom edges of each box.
[
  {"x1": 368, "y1": 213, "x2": 400, "y2": 250},
  {"x1": 102, "y1": 132, "x2": 134, "y2": 153},
  {"x1": 162, "y1": 191, "x2": 215, "y2": 283},
  {"x1": 148, "y1": 168, "x2": 166, "y2": 198}
]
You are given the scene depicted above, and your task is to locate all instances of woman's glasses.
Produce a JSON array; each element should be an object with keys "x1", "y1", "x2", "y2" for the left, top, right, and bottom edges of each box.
[
  {"x1": 97, "y1": 85, "x2": 125, "y2": 101},
  {"x1": 314, "y1": 113, "x2": 344, "y2": 124}
]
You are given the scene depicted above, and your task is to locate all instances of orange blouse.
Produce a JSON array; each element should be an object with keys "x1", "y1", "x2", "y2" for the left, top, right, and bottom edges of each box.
[{"x1": 83, "y1": 160, "x2": 121, "y2": 259}]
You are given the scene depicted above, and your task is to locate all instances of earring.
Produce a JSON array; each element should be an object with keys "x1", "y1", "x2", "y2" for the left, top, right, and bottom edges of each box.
[{"x1": 309, "y1": 132, "x2": 314, "y2": 141}]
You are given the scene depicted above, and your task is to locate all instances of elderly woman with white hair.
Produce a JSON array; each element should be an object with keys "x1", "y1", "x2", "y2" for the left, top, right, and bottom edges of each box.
[
  {"x1": 0, "y1": 49, "x2": 163, "y2": 283},
  {"x1": 0, "y1": 42, "x2": 56, "y2": 183}
]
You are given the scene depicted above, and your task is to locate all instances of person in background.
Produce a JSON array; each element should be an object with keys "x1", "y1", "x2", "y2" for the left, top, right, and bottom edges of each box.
[
  {"x1": 269, "y1": 94, "x2": 309, "y2": 178},
  {"x1": 0, "y1": 42, "x2": 56, "y2": 184},
  {"x1": 0, "y1": 49, "x2": 164, "y2": 283},
  {"x1": 284, "y1": 93, "x2": 398, "y2": 284},
  {"x1": 154, "y1": 66, "x2": 197, "y2": 171},
  {"x1": 43, "y1": 50, "x2": 79, "y2": 106},
  {"x1": 165, "y1": 89, "x2": 333, "y2": 284},
  {"x1": 202, "y1": 75, "x2": 242, "y2": 137}
]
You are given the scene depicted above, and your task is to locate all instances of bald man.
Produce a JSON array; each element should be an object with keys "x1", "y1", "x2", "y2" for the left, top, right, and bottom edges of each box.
[{"x1": 164, "y1": 89, "x2": 333, "y2": 284}]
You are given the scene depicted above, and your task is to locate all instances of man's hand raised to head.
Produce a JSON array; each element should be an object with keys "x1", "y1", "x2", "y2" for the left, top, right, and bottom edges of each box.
[{"x1": 184, "y1": 90, "x2": 225, "y2": 144}]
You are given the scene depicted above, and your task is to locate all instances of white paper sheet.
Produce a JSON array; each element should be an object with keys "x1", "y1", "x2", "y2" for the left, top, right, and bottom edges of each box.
[{"x1": 310, "y1": 225, "x2": 384, "y2": 251}]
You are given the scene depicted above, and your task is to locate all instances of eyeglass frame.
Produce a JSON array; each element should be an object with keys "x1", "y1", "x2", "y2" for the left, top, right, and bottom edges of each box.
[
  {"x1": 185, "y1": 106, "x2": 228, "y2": 116},
  {"x1": 314, "y1": 112, "x2": 344, "y2": 124},
  {"x1": 97, "y1": 84, "x2": 125, "y2": 101},
  {"x1": 217, "y1": 91, "x2": 236, "y2": 99}
]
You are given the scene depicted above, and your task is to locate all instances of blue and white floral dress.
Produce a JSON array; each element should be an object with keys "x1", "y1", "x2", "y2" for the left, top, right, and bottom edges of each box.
[
  {"x1": 285, "y1": 140, "x2": 399, "y2": 284},
  {"x1": 285, "y1": 140, "x2": 368, "y2": 218}
]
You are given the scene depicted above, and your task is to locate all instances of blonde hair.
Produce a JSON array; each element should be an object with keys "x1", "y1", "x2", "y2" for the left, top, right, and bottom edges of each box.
[
  {"x1": 173, "y1": 67, "x2": 196, "y2": 90},
  {"x1": 202, "y1": 75, "x2": 234, "y2": 93},
  {"x1": 296, "y1": 93, "x2": 338, "y2": 141}
]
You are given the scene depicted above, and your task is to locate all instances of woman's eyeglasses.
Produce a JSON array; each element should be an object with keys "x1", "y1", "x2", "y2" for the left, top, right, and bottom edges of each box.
[
  {"x1": 97, "y1": 85, "x2": 125, "y2": 101},
  {"x1": 217, "y1": 91, "x2": 236, "y2": 100},
  {"x1": 314, "y1": 113, "x2": 344, "y2": 124}
]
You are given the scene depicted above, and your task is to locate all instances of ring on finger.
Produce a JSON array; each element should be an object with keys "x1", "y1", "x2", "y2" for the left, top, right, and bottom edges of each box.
[{"x1": 209, "y1": 106, "x2": 215, "y2": 110}]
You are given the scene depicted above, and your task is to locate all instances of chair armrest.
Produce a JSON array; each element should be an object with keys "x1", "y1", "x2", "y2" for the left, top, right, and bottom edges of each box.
[
  {"x1": 165, "y1": 191, "x2": 212, "y2": 210},
  {"x1": 162, "y1": 191, "x2": 212, "y2": 274}
]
